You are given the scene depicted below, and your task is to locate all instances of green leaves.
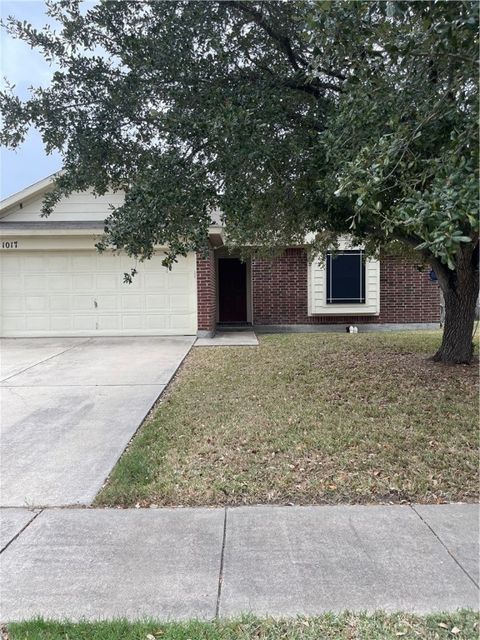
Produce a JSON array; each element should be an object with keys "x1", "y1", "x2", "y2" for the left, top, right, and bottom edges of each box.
[
  {"x1": 0, "y1": 0, "x2": 477, "y2": 274},
  {"x1": 312, "y1": 0, "x2": 478, "y2": 268}
]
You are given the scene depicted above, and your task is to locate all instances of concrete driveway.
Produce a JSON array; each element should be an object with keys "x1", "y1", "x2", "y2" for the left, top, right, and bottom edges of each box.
[{"x1": 0, "y1": 336, "x2": 194, "y2": 507}]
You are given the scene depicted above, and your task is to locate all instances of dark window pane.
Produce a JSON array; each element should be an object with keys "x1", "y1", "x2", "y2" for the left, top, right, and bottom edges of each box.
[{"x1": 326, "y1": 251, "x2": 366, "y2": 304}]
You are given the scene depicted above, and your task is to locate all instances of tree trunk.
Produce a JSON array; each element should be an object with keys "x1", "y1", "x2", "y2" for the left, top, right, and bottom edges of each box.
[{"x1": 432, "y1": 243, "x2": 479, "y2": 364}]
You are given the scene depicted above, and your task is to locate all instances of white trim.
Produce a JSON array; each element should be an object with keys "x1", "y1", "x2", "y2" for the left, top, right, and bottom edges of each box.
[
  {"x1": 326, "y1": 250, "x2": 366, "y2": 305},
  {"x1": 358, "y1": 252, "x2": 363, "y2": 303},
  {"x1": 308, "y1": 241, "x2": 380, "y2": 316},
  {"x1": 0, "y1": 226, "x2": 102, "y2": 237},
  {"x1": 0, "y1": 174, "x2": 58, "y2": 217}
]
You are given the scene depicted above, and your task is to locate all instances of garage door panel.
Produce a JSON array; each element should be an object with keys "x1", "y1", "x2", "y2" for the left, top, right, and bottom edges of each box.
[
  {"x1": 2, "y1": 276, "x2": 21, "y2": 292},
  {"x1": 50, "y1": 296, "x2": 71, "y2": 311},
  {"x1": 170, "y1": 294, "x2": 194, "y2": 312},
  {"x1": 142, "y1": 256, "x2": 162, "y2": 271},
  {"x1": 96, "y1": 295, "x2": 118, "y2": 310},
  {"x1": 51, "y1": 316, "x2": 72, "y2": 331},
  {"x1": 23, "y1": 255, "x2": 46, "y2": 271},
  {"x1": 170, "y1": 313, "x2": 197, "y2": 330},
  {"x1": 3, "y1": 316, "x2": 24, "y2": 332},
  {"x1": 72, "y1": 295, "x2": 95, "y2": 311},
  {"x1": 1, "y1": 250, "x2": 196, "y2": 336},
  {"x1": 144, "y1": 273, "x2": 167, "y2": 289},
  {"x1": 72, "y1": 255, "x2": 93, "y2": 270},
  {"x1": 146, "y1": 294, "x2": 168, "y2": 310},
  {"x1": 96, "y1": 273, "x2": 119, "y2": 290},
  {"x1": 47, "y1": 255, "x2": 70, "y2": 270},
  {"x1": 48, "y1": 274, "x2": 71, "y2": 290},
  {"x1": 120, "y1": 295, "x2": 143, "y2": 311},
  {"x1": 1, "y1": 258, "x2": 17, "y2": 273},
  {"x1": 126, "y1": 275, "x2": 142, "y2": 290},
  {"x1": 95, "y1": 254, "x2": 122, "y2": 271},
  {"x1": 25, "y1": 316, "x2": 50, "y2": 331},
  {"x1": 122, "y1": 315, "x2": 144, "y2": 330},
  {"x1": 3, "y1": 296, "x2": 22, "y2": 312},
  {"x1": 170, "y1": 256, "x2": 192, "y2": 270},
  {"x1": 168, "y1": 273, "x2": 191, "y2": 290},
  {"x1": 25, "y1": 296, "x2": 48, "y2": 312},
  {"x1": 97, "y1": 315, "x2": 121, "y2": 330},
  {"x1": 24, "y1": 275, "x2": 47, "y2": 290},
  {"x1": 73, "y1": 315, "x2": 97, "y2": 331},
  {"x1": 145, "y1": 315, "x2": 169, "y2": 330},
  {"x1": 72, "y1": 274, "x2": 95, "y2": 290}
]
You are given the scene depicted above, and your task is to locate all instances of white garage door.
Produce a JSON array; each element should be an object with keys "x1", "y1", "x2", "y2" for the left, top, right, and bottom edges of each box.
[{"x1": 0, "y1": 250, "x2": 197, "y2": 337}]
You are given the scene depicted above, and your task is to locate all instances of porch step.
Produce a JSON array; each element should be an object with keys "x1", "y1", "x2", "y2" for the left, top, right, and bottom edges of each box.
[{"x1": 216, "y1": 323, "x2": 253, "y2": 332}]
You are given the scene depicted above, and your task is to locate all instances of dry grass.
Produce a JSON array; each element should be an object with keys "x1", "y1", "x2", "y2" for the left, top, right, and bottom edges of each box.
[
  {"x1": 7, "y1": 611, "x2": 480, "y2": 640},
  {"x1": 96, "y1": 331, "x2": 479, "y2": 507}
]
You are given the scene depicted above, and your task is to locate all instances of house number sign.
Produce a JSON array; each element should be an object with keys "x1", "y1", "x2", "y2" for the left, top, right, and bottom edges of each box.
[{"x1": 1, "y1": 241, "x2": 18, "y2": 249}]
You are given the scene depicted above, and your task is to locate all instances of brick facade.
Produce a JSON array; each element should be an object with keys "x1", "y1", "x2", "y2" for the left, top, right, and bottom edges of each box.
[
  {"x1": 378, "y1": 255, "x2": 440, "y2": 323},
  {"x1": 196, "y1": 251, "x2": 216, "y2": 333},
  {"x1": 250, "y1": 248, "x2": 440, "y2": 325}
]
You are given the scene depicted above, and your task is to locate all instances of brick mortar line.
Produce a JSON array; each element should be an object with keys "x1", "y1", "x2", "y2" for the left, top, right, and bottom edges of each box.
[
  {"x1": 0, "y1": 509, "x2": 43, "y2": 555},
  {"x1": 410, "y1": 504, "x2": 479, "y2": 589},
  {"x1": 215, "y1": 506, "x2": 228, "y2": 618}
]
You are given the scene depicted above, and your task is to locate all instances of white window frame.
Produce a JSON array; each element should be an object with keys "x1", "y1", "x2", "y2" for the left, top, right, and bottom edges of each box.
[
  {"x1": 326, "y1": 250, "x2": 366, "y2": 305},
  {"x1": 308, "y1": 240, "x2": 380, "y2": 316}
]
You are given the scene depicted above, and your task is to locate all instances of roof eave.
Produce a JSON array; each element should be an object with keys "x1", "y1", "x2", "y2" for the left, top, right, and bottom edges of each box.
[{"x1": 0, "y1": 173, "x2": 59, "y2": 217}]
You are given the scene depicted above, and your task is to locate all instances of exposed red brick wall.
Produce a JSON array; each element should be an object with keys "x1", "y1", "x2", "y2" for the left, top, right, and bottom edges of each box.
[
  {"x1": 196, "y1": 251, "x2": 216, "y2": 332},
  {"x1": 251, "y1": 248, "x2": 440, "y2": 325},
  {"x1": 379, "y1": 255, "x2": 441, "y2": 323},
  {"x1": 251, "y1": 249, "x2": 309, "y2": 325}
]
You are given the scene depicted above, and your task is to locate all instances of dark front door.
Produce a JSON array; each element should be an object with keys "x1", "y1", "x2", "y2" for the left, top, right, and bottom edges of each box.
[{"x1": 218, "y1": 258, "x2": 247, "y2": 323}]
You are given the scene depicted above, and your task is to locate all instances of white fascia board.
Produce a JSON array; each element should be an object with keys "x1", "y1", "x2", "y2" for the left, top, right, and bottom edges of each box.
[{"x1": 0, "y1": 174, "x2": 59, "y2": 217}]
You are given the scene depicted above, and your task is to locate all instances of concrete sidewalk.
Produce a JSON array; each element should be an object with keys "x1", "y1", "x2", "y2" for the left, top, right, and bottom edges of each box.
[{"x1": 1, "y1": 503, "x2": 478, "y2": 621}]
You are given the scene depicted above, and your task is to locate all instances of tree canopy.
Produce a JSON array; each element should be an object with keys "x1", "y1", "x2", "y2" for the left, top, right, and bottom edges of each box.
[{"x1": 1, "y1": 0, "x2": 479, "y2": 361}]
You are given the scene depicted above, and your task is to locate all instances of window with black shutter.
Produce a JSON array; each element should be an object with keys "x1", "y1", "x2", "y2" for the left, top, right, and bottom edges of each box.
[{"x1": 326, "y1": 250, "x2": 366, "y2": 304}]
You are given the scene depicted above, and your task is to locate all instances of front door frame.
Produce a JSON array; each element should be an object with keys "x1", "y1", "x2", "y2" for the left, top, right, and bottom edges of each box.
[{"x1": 215, "y1": 249, "x2": 252, "y2": 325}]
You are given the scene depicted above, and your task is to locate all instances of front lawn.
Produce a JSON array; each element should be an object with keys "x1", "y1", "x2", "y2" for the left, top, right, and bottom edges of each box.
[
  {"x1": 7, "y1": 611, "x2": 480, "y2": 640},
  {"x1": 96, "y1": 331, "x2": 478, "y2": 507}
]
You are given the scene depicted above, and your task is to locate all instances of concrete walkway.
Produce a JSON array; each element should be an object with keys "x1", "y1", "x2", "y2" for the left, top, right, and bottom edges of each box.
[
  {"x1": 0, "y1": 337, "x2": 194, "y2": 507},
  {"x1": 1, "y1": 503, "x2": 478, "y2": 621},
  {"x1": 196, "y1": 330, "x2": 259, "y2": 346}
]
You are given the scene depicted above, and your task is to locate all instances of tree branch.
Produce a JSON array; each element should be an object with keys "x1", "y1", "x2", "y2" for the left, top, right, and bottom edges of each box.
[
  {"x1": 227, "y1": 2, "x2": 343, "y2": 96},
  {"x1": 227, "y1": 1, "x2": 304, "y2": 72},
  {"x1": 284, "y1": 75, "x2": 341, "y2": 96}
]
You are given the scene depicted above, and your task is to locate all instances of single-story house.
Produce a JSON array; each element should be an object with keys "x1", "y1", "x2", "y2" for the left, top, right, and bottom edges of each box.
[{"x1": 0, "y1": 176, "x2": 440, "y2": 338}]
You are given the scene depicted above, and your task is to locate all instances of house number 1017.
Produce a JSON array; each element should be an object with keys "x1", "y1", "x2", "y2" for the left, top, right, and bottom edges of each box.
[{"x1": 1, "y1": 241, "x2": 18, "y2": 249}]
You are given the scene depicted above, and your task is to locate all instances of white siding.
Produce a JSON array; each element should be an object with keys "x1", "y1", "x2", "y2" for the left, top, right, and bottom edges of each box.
[
  {"x1": 0, "y1": 190, "x2": 125, "y2": 223},
  {"x1": 308, "y1": 246, "x2": 380, "y2": 316}
]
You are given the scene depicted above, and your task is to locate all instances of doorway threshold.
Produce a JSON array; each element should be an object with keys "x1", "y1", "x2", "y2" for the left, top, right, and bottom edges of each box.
[{"x1": 216, "y1": 323, "x2": 253, "y2": 332}]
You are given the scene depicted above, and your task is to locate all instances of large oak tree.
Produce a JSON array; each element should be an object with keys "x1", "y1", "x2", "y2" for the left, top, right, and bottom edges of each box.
[{"x1": 1, "y1": 0, "x2": 478, "y2": 362}]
